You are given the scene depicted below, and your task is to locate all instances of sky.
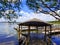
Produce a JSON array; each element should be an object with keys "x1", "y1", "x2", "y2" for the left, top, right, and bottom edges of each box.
[
  {"x1": 0, "y1": 0, "x2": 58, "y2": 22},
  {"x1": 0, "y1": 10, "x2": 56, "y2": 22},
  {"x1": 0, "y1": 0, "x2": 59, "y2": 35},
  {"x1": 16, "y1": 10, "x2": 56, "y2": 22}
]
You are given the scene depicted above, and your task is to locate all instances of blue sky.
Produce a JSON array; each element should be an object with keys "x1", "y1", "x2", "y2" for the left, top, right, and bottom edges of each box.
[{"x1": 0, "y1": 0, "x2": 57, "y2": 22}]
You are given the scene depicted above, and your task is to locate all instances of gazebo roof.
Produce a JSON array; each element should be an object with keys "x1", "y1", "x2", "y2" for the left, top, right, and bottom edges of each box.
[{"x1": 18, "y1": 18, "x2": 51, "y2": 26}]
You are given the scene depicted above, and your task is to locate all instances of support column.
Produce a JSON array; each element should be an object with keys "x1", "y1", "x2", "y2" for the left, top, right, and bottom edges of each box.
[
  {"x1": 47, "y1": 26, "x2": 52, "y2": 45},
  {"x1": 18, "y1": 25, "x2": 23, "y2": 45},
  {"x1": 49, "y1": 25, "x2": 52, "y2": 38},
  {"x1": 28, "y1": 26, "x2": 30, "y2": 45},
  {"x1": 27, "y1": 26, "x2": 30, "y2": 45},
  {"x1": 18, "y1": 25, "x2": 20, "y2": 45},
  {"x1": 44, "y1": 26, "x2": 46, "y2": 41},
  {"x1": 36, "y1": 26, "x2": 39, "y2": 44},
  {"x1": 21, "y1": 25, "x2": 22, "y2": 34},
  {"x1": 36, "y1": 26, "x2": 38, "y2": 34}
]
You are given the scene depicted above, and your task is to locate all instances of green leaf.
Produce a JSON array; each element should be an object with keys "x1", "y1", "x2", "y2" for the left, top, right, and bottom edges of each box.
[
  {"x1": 45, "y1": 0, "x2": 50, "y2": 2},
  {"x1": 53, "y1": 0, "x2": 57, "y2": 2},
  {"x1": 52, "y1": 2, "x2": 57, "y2": 6},
  {"x1": 4, "y1": 0, "x2": 7, "y2": 3}
]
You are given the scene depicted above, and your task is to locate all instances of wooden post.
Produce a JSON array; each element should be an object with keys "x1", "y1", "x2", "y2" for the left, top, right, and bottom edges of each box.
[
  {"x1": 49, "y1": 25, "x2": 52, "y2": 38},
  {"x1": 36, "y1": 26, "x2": 39, "y2": 44},
  {"x1": 18, "y1": 25, "x2": 20, "y2": 45},
  {"x1": 49, "y1": 25, "x2": 52, "y2": 45},
  {"x1": 26, "y1": 26, "x2": 30, "y2": 45},
  {"x1": 36, "y1": 26, "x2": 38, "y2": 34},
  {"x1": 44, "y1": 26, "x2": 46, "y2": 41},
  {"x1": 28, "y1": 26, "x2": 30, "y2": 45},
  {"x1": 21, "y1": 25, "x2": 22, "y2": 34}
]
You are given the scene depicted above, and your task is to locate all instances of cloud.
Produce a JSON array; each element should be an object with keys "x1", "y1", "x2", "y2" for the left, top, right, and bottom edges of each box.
[
  {"x1": 0, "y1": 17, "x2": 6, "y2": 22},
  {"x1": 16, "y1": 10, "x2": 56, "y2": 22},
  {"x1": 56, "y1": 10, "x2": 60, "y2": 16},
  {"x1": 0, "y1": 10, "x2": 56, "y2": 22},
  {"x1": 0, "y1": 0, "x2": 57, "y2": 22}
]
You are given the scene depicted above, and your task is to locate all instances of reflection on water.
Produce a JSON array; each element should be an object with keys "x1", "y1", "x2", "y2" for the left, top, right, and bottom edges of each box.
[
  {"x1": 0, "y1": 22, "x2": 19, "y2": 45},
  {"x1": 0, "y1": 22, "x2": 17, "y2": 36}
]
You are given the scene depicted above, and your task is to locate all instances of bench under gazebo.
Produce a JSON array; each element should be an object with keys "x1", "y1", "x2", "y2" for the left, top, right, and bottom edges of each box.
[{"x1": 16, "y1": 18, "x2": 52, "y2": 45}]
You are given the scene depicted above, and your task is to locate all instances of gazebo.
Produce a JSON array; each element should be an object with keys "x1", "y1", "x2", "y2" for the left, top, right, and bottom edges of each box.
[{"x1": 17, "y1": 18, "x2": 52, "y2": 45}]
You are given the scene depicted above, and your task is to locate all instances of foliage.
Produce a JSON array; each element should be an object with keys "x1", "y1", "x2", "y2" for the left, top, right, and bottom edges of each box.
[
  {"x1": 26, "y1": 0, "x2": 60, "y2": 20},
  {"x1": 0, "y1": 0, "x2": 21, "y2": 21},
  {"x1": 48, "y1": 21, "x2": 60, "y2": 24},
  {"x1": 0, "y1": 0, "x2": 60, "y2": 21},
  {"x1": 26, "y1": 0, "x2": 59, "y2": 12}
]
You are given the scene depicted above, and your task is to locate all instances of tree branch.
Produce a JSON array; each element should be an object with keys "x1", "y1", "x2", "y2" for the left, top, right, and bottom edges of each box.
[{"x1": 41, "y1": 0, "x2": 60, "y2": 16}]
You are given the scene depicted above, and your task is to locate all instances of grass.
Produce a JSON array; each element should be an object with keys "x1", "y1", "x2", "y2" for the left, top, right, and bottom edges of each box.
[{"x1": 48, "y1": 21, "x2": 60, "y2": 24}]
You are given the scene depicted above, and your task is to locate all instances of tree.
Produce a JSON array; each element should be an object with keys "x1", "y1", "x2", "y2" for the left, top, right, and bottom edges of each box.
[
  {"x1": 26, "y1": 0, "x2": 60, "y2": 20},
  {"x1": 0, "y1": 0, "x2": 60, "y2": 21},
  {"x1": 0, "y1": 0, "x2": 21, "y2": 21}
]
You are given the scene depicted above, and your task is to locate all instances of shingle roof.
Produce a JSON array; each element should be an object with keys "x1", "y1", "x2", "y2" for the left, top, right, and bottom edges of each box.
[{"x1": 18, "y1": 18, "x2": 51, "y2": 26}]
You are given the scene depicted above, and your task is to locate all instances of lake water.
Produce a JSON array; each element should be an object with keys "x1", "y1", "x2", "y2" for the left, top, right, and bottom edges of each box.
[
  {"x1": 0, "y1": 23, "x2": 18, "y2": 45},
  {"x1": 0, "y1": 23, "x2": 17, "y2": 35},
  {"x1": 0, "y1": 23, "x2": 60, "y2": 45}
]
